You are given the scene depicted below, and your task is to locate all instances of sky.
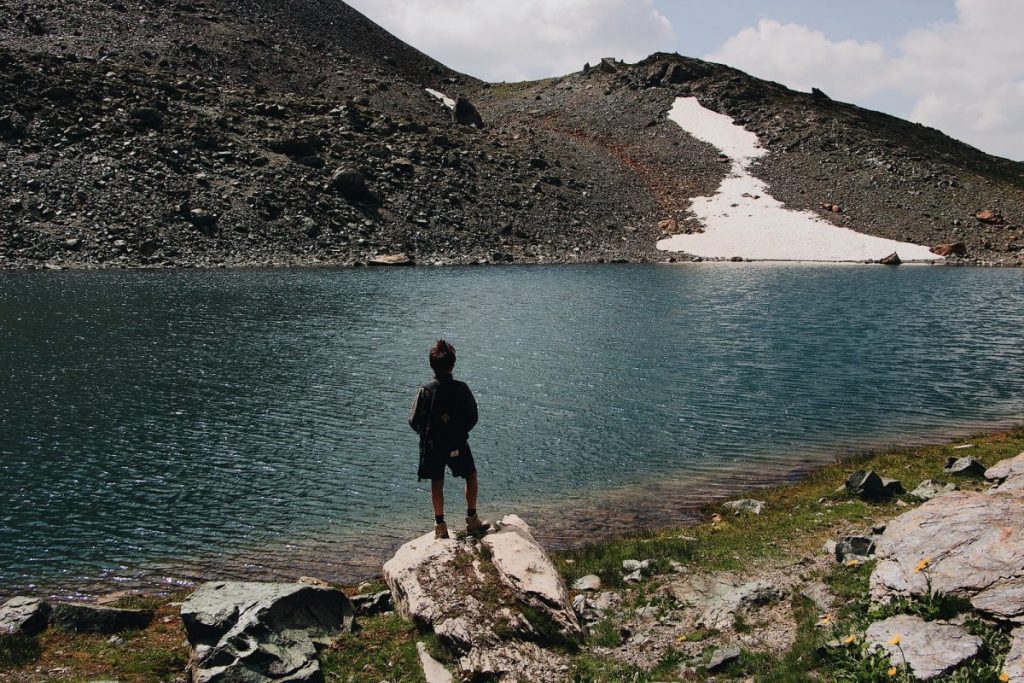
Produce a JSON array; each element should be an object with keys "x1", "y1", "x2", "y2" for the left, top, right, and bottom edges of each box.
[{"x1": 345, "y1": 0, "x2": 1024, "y2": 161}]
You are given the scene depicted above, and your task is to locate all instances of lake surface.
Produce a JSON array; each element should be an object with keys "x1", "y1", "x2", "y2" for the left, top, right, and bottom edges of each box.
[{"x1": 1, "y1": 264, "x2": 1022, "y2": 597}]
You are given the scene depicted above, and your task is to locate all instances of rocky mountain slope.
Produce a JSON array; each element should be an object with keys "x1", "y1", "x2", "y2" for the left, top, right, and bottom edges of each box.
[{"x1": 2, "y1": 0, "x2": 1022, "y2": 269}]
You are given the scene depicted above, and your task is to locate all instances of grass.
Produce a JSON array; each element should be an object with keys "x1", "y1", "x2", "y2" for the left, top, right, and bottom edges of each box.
[{"x1": 320, "y1": 611, "x2": 424, "y2": 682}]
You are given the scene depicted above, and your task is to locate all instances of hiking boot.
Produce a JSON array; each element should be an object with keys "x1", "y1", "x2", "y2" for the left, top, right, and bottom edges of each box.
[
  {"x1": 465, "y1": 514, "x2": 488, "y2": 535},
  {"x1": 434, "y1": 522, "x2": 449, "y2": 540}
]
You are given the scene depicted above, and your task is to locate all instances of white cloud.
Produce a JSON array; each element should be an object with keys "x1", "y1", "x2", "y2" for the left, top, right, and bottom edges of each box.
[
  {"x1": 707, "y1": 0, "x2": 1024, "y2": 161},
  {"x1": 345, "y1": 0, "x2": 675, "y2": 82}
]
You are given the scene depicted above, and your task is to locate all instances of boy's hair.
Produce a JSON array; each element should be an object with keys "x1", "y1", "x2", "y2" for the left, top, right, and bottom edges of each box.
[{"x1": 429, "y1": 339, "x2": 456, "y2": 374}]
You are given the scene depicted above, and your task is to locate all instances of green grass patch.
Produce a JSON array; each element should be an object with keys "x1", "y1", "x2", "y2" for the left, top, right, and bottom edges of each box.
[
  {"x1": 0, "y1": 634, "x2": 42, "y2": 669},
  {"x1": 321, "y1": 612, "x2": 423, "y2": 682}
]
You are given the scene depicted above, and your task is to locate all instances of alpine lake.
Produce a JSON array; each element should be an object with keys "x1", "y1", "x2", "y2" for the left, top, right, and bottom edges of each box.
[{"x1": 2, "y1": 263, "x2": 1022, "y2": 598}]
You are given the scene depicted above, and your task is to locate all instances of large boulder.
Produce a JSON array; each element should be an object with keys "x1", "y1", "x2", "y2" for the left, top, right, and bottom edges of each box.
[
  {"x1": 865, "y1": 614, "x2": 981, "y2": 680},
  {"x1": 986, "y1": 452, "x2": 1024, "y2": 485},
  {"x1": 0, "y1": 597, "x2": 51, "y2": 636},
  {"x1": 180, "y1": 581, "x2": 354, "y2": 683},
  {"x1": 452, "y1": 95, "x2": 483, "y2": 127},
  {"x1": 670, "y1": 572, "x2": 783, "y2": 629},
  {"x1": 383, "y1": 515, "x2": 576, "y2": 681},
  {"x1": 327, "y1": 167, "x2": 376, "y2": 204},
  {"x1": 1005, "y1": 628, "x2": 1024, "y2": 682},
  {"x1": 870, "y1": 462, "x2": 1024, "y2": 623},
  {"x1": 51, "y1": 603, "x2": 153, "y2": 634}
]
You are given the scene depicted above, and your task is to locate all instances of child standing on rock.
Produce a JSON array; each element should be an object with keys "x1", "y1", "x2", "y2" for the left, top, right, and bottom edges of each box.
[{"x1": 408, "y1": 339, "x2": 488, "y2": 539}]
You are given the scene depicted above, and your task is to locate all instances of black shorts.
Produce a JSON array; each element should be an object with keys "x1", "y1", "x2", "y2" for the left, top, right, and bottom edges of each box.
[{"x1": 418, "y1": 445, "x2": 476, "y2": 481}]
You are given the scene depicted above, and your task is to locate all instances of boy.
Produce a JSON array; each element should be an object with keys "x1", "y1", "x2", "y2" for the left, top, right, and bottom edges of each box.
[{"x1": 408, "y1": 339, "x2": 487, "y2": 539}]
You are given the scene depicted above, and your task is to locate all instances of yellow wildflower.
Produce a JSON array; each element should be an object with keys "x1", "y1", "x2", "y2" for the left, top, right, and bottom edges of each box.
[
  {"x1": 846, "y1": 558, "x2": 861, "y2": 567},
  {"x1": 999, "y1": 673, "x2": 1009, "y2": 682},
  {"x1": 842, "y1": 634, "x2": 857, "y2": 645},
  {"x1": 888, "y1": 634, "x2": 902, "y2": 646},
  {"x1": 887, "y1": 666, "x2": 898, "y2": 677},
  {"x1": 914, "y1": 557, "x2": 932, "y2": 573},
  {"x1": 817, "y1": 613, "x2": 832, "y2": 626}
]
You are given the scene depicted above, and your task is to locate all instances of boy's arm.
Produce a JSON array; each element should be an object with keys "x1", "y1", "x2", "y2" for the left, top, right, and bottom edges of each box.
[
  {"x1": 464, "y1": 386, "x2": 478, "y2": 433},
  {"x1": 408, "y1": 388, "x2": 425, "y2": 432}
]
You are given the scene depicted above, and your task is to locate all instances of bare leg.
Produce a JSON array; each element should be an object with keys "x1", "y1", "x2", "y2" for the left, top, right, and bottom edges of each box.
[
  {"x1": 431, "y1": 479, "x2": 444, "y2": 517},
  {"x1": 464, "y1": 471, "x2": 478, "y2": 512}
]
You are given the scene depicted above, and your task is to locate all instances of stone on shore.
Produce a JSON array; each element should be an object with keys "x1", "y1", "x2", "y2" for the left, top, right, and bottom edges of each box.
[
  {"x1": 0, "y1": 596, "x2": 51, "y2": 636},
  {"x1": 909, "y1": 479, "x2": 957, "y2": 500},
  {"x1": 417, "y1": 641, "x2": 455, "y2": 683},
  {"x1": 1004, "y1": 628, "x2": 1024, "y2": 682},
  {"x1": 51, "y1": 602, "x2": 154, "y2": 634},
  {"x1": 944, "y1": 456, "x2": 986, "y2": 477},
  {"x1": 865, "y1": 614, "x2": 981, "y2": 680},
  {"x1": 383, "y1": 515, "x2": 577, "y2": 681},
  {"x1": 670, "y1": 573, "x2": 783, "y2": 629},
  {"x1": 986, "y1": 452, "x2": 1024, "y2": 484},
  {"x1": 835, "y1": 536, "x2": 876, "y2": 564},
  {"x1": 180, "y1": 581, "x2": 354, "y2": 683},
  {"x1": 723, "y1": 498, "x2": 765, "y2": 515},
  {"x1": 572, "y1": 575, "x2": 601, "y2": 592},
  {"x1": 706, "y1": 645, "x2": 741, "y2": 672},
  {"x1": 368, "y1": 253, "x2": 414, "y2": 266},
  {"x1": 870, "y1": 457, "x2": 1024, "y2": 623},
  {"x1": 351, "y1": 590, "x2": 392, "y2": 616},
  {"x1": 846, "y1": 470, "x2": 893, "y2": 501}
]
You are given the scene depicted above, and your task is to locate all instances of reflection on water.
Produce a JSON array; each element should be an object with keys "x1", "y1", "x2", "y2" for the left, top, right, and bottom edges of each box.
[{"x1": 1, "y1": 263, "x2": 1022, "y2": 597}]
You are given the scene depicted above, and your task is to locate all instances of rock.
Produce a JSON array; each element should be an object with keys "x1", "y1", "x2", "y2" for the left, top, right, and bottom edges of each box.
[
  {"x1": 943, "y1": 456, "x2": 986, "y2": 477},
  {"x1": 0, "y1": 596, "x2": 51, "y2": 636},
  {"x1": 975, "y1": 209, "x2": 1005, "y2": 225},
  {"x1": 180, "y1": 581, "x2": 354, "y2": 683},
  {"x1": 51, "y1": 603, "x2": 153, "y2": 634},
  {"x1": 811, "y1": 87, "x2": 832, "y2": 101},
  {"x1": 881, "y1": 478, "x2": 905, "y2": 496},
  {"x1": 417, "y1": 641, "x2": 454, "y2": 683},
  {"x1": 328, "y1": 167, "x2": 376, "y2": 203},
  {"x1": 132, "y1": 107, "x2": 164, "y2": 129},
  {"x1": 622, "y1": 559, "x2": 651, "y2": 572},
  {"x1": 350, "y1": 590, "x2": 391, "y2": 616},
  {"x1": 985, "y1": 452, "x2": 1024, "y2": 483},
  {"x1": 63, "y1": 237, "x2": 82, "y2": 250},
  {"x1": 800, "y1": 583, "x2": 834, "y2": 612},
  {"x1": 723, "y1": 499, "x2": 765, "y2": 515},
  {"x1": 481, "y1": 515, "x2": 581, "y2": 638},
  {"x1": 909, "y1": 479, "x2": 957, "y2": 500},
  {"x1": 879, "y1": 252, "x2": 902, "y2": 265},
  {"x1": 931, "y1": 242, "x2": 967, "y2": 257},
  {"x1": 870, "y1": 486, "x2": 1024, "y2": 623},
  {"x1": 623, "y1": 570, "x2": 643, "y2": 583},
  {"x1": 657, "y1": 217, "x2": 679, "y2": 234},
  {"x1": 706, "y1": 645, "x2": 741, "y2": 672},
  {"x1": 383, "y1": 516, "x2": 575, "y2": 680},
  {"x1": 368, "y1": 253, "x2": 414, "y2": 266},
  {"x1": 187, "y1": 208, "x2": 219, "y2": 233},
  {"x1": 572, "y1": 575, "x2": 601, "y2": 592},
  {"x1": 846, "y1": 470, "x2": 891, "y2": 501},
  {"x1": 835, "y1": 536, "x2": 876, "y2": 563},
  {"x1": 452, "y1": 95, "x2": 483, "y2": 127},
  {"x1": 865, "y1": 615, "x2": 981, "y2": 680},
  {"x1": 671, "y1": 573, "x2": 783, "y2": 629},
  {"x1": 597, "y1": 57, "x2": 619, "y2": 74},
  {"x1": 1005, "y1": 628, "x2": 1023, "y2": 682}
]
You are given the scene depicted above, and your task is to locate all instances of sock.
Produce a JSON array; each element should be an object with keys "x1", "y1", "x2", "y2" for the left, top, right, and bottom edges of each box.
[
  {"x1": 435, "y1": 514, "x2": 445, "y2": 525},
  {"x1": 467, "y1": 508, "x2": 477, "y2": 518}
]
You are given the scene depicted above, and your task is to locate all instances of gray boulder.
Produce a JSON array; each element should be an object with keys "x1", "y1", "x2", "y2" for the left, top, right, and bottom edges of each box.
[
  {"x1": 0, "y1": 596, "x2": 51, "y2": 636},
  {"x1": 350, "y1": 590, "x2": 391, "y2": 616},
  {"x1": 180, "y1": 581, "x2": 354, "y2": 683},
  {"x1": 985, "y1": 452, "x2": 1024, "y2": 484},
  {"x1": 706, "y1": 645, "x2": 741, "y2": 672},
  {"x1": 835, "y1": 536, "x2": 876, "y2": 563},
  {"x1": 865, "y1": 614, "x2": 981, "y2": 680},
  {"x1": 871, "y1": 463, "x2": 1024, "y2": 623},
  {"x1": 572, "y1": 575, "x2": 601, "y2": 592},
  {"x1": 723, "y1": 499, "x2": 765, "y2": 515},
  {"x1": 1004, "y1": 628, "x2": 1023, "y2": 682},
  {"x1": 328, "y1": 167, "x2": 376, "y2": 203},
  {"x1": 452, "y1": 96, "x2": 483, "y2": 127},
  {"x1": 909, "y1": 479, "x2": 957, "y2": 500},
  {"x1": 671, "y1": 573, "x2": 783, "y2": 629},
  {"x1": 51, "y1": 602, "x2": 153, "y2": 634},
  {"x1": 383, "y1": 514, "x2": 575, "y2": 681},
  {"x1": 944, "y1": 456, "x2": 986, "y2": 477},
  {"x1": 417, "y1": 641, "x2": 454, "y2": 683},
  {"x1": 846, "y1": 470, "x2": 892, "y2": 501}
]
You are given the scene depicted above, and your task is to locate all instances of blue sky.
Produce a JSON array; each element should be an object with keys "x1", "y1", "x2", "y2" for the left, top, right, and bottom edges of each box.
[{"x1": 348, "y1": 0, "x2": 1024, "y2": 160}]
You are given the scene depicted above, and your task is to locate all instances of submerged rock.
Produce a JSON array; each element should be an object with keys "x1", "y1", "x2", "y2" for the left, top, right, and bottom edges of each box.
[
  {"x1": 865, "y1": 614, "x2": 981, "y2": 680},
  {"x1": 180, "y1": 581, "x2": 354, "y2": 683}
]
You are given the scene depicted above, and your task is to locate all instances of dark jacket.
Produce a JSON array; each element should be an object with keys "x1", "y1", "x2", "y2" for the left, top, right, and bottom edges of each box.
[{"x1": 408, "y1": 374, "x2": 478, "y2": 459}]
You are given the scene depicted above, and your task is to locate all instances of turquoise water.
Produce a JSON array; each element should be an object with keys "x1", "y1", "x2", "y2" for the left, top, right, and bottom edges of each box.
[{"x1": 1, "y1": 264, "x2": 1022, "y2": 596}]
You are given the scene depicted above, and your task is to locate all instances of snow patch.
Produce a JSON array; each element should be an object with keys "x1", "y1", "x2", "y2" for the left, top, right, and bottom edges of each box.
[
  {"x1": 657, "y1": 97, "x2": 941, "y2": 263},
  {"x1": 425, "y1": 88, "x2": 455, "y2": 110}
]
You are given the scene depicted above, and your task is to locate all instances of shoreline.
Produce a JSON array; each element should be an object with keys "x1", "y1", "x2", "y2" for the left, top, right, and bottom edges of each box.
[{"x1": 6, "y1": 417, "x2": 1021, "y2": 603}]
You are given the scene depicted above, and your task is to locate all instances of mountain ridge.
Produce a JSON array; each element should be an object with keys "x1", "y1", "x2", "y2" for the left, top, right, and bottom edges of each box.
[{"x1": 2, "y1": 0, "x2": 1022, "y2": 269}]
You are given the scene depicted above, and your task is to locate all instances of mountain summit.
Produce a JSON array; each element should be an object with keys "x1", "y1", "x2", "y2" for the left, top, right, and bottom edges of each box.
[{"x1": 2, "y1": 0, "x2": 1022, "y2": 268}]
